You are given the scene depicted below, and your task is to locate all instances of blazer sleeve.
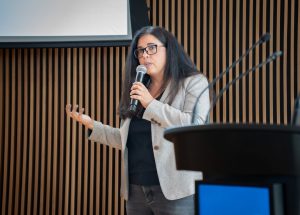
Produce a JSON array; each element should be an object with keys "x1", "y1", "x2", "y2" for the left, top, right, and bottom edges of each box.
[
  {"x1": 87, "y1": 120, "x2": 122, "y2": 150},
  {"x1": 142, "y1": 74, "x2": 210, "y2": 128}
]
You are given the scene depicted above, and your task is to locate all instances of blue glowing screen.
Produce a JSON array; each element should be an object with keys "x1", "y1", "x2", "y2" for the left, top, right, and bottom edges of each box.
[{"x1": 197, "y1": 184, "x2": 270, "y2": 215}]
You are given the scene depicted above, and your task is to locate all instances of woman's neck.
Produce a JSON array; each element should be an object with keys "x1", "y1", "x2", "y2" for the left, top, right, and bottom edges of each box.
[
  {"x1": 149, "y1": 77, "x2": 168, "y2": 98},
  {"x1": 148, "y1": 79, "x2": 161, "y2": 97}
]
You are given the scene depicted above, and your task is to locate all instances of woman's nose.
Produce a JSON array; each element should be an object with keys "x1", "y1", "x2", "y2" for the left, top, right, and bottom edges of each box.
[{"x1": 142, "y1": 50, "x2": 149, "y2": 58}]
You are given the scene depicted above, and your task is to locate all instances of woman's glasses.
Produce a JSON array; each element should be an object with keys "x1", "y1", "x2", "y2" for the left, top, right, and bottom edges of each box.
[{"x1": 134, "y1": 44, "x2": 164, "y2": 58}]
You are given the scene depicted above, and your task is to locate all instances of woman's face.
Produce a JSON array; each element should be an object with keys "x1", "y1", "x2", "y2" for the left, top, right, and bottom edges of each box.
[{"x1": 136, "y1": 34, "x2": 167, "y2": 79}]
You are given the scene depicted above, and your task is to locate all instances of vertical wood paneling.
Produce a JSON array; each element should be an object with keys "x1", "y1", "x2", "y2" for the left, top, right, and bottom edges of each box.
[
  {"x1": 235, "y1": 0, "x2": 240, "y2": 123},
  {"x1": 153, "y1": 0, "x2": 157, "y2": 26},
  {"x1": 227, "y1": 1, "x2": 235, "y2": 123},
  {"x1": 77, "y1": 48, "x2": 83, "y2": 215},
  {"x1": 85, "y1": 47, "x2": 90, "y2": 215},
  {"x1": 165, "y1": 1, "x2": 169, "y2": 31},
  {"x1": 222, "y1": 0, "x2": 227, "y2": 122},
  {"x1": 45, "y1": 48, "x2": 53, "y2": 215},
  {"x1": 255, "y1": 0, "x2": 260, "y2": 123},
  {"x1": 114, "y1": 47, "x2": 120, "y2": 215},
  {"x1": 190, "y1": 0, "x2": 194, "y2": 62},
  {"x1": 58, "y1": 48, "x2": 65, "y2": 215},
  {"x1": 283, "y1": 0, "x2": 288, "y2": 124},
  {"x1": 27, "y1": 48, "x2": 34, "y2": 215},
  {"x1": 39, "y1": 48, "x2": 47, "y2": 215},
  {"x1": 108, "y1": 47, "x2": 114, "y2": 215},
  {"x1": 2, "y1": 49, "x2": 10, "y2": 215},
  {"x1": 33, "y1": 48, "x2": 40, "y2": 215},
  {"x1": 269, "y1": 0, "x2": 274, "y2": 124},
  {"x1": 208, "y1": 0, "x2": 214, "y2": 121},
  {"x1": 248, "y1": 0, "x2": 254, "y2": 123},
  {"x1": 171, "y1": 0, "x2": 175, "y2": 35},
  {"x1": 215, "y1": 0, "x2": 220, "y2": 122},
  {"x1": 196, "y1": 0, "x2": 201, "y2": 70},
  {"x1": 184, "y1": 0, "x2": 188, "y2": 52},
  {"x1": 89, "y1": 48, "x2": 95, "y2": 215},
  {"x1": 242, "y1": 0, "x2": 247, "y2": 122},
  {"x1": 14, "y1": 49, "x2": 22, "y2": 215},
  {"x1": 262, "y1": 0, "x2": 267, "y2": 123},
  {"x1": 95, "y1": 47, "x2": 102, "y2": 215},
  {"x1": 202, "y1": 0, "x2": 207, "y2": 76},
  {"x1": 276, "y1": 0, "x2": 281, "y2": 124},
  {"x1": 70, "y1": 48, "x2": 77, "y2": 215},
  {"x1": 229, "y1": 0, "x2": 233, "y2": 122},
  {"x1": 20, "y1": 48, "x2": 28, "y2": 215},
  {"x1": 1, "y1": 1, "x2": 300, "y2": 215},
  {"x1": 7, "y1": 49, "x2": 16, "y2": 215},
  {"x1": 177, "y1": 0, "x2": 182, "y2": 44},
  {"x1": 120, "y1": 47, "x2": 127, "y2": 215},
  {"x1": 102, "y1": 47, "x2": 108, "y2": 215},
  {"x1": 64, "y1": 48, "x2": 71, "y2": 215},
  {"x1": 52, "y1": 48, "x2": 59, "y2": 215},
  {"x1": 159, "y1": 0, "x2": 163, "y2": 27},
  {"x1": 290, "y1": 0, "x2": 295, "y2": 117}
]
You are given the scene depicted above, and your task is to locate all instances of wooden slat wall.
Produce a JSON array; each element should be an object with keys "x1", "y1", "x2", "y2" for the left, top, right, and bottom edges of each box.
[
  {"x1": 149, "y1": 0, "x2": 300, "y2": 123},
  {"x1": 1, "y1": 0, "x2": 300, "y2": 214},
  {"x1": 0, "y1": 47, "x2": 127, "y2": 215}
]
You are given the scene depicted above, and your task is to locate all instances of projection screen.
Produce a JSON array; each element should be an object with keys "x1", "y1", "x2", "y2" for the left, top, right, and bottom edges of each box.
[{"x1": 0, "y1": 0, "x2": 148, "y2": 47}]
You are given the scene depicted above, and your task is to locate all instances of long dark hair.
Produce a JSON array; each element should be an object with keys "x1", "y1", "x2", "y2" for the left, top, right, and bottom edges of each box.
[{"x1": 119, "y1": 26, "x2": 200, "y2": 119}]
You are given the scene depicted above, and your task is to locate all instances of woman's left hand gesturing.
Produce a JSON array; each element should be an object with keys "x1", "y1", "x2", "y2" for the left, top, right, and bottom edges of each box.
[{"x1": 130, "y1": 82, "x2": 154, "y2": 108}]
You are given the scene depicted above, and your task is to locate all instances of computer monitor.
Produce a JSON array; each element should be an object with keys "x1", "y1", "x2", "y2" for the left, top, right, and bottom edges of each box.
[{"x1": 195, "y1": 181, "x2": 284, "y2": 215}]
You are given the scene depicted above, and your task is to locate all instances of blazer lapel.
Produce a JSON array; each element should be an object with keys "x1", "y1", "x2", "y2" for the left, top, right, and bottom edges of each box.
[{"x1": 120, "y1": 118, "x2": 131, "y2": 151}]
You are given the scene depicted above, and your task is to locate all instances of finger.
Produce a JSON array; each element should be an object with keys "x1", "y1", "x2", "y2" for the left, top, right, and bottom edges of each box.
[
  {"x1": 65, "y1": 104, "x2": 72, "y2": 113},
  {"x1": 72, "y1": 104, "x2": 78, "y2": 112},
  {"x1": 131, "y1": 82, "x2": 144, "y2": 89},
  {"x1": 133, "y1": 82, "x2": 144, "y2": 87},
  {"x1": 79, "y1": 108, "x2": 84, "y2": 115},
  {"x1": 131, "y1": 84, "x2": 146, "y2": 92},
  {"x1": 130, "y1": 95, "x2": 141, "y2": 100},
  {"x1": 131, "y1": 84, "x2": 140, "y2": 90},
  {"x1": 130, "y1": 89, "x2": 140, "y2": 96}
]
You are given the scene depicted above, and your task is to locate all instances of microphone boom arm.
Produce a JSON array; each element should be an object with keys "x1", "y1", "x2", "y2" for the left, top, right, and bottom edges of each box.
[
  {"x1": 191, "y1": 33, "x2": 271, "y2": 124},
  {"x1": 203, "y1": 51, "x2": 283, "y2": 123}
]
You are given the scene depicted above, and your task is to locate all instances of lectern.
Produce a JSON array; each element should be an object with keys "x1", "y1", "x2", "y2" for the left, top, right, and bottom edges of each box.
[{"x1": 164, "y1": 124, "x2": 300, "y2": 215}]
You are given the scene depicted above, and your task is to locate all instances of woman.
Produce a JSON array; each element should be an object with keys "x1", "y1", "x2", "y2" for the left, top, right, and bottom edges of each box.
[{"x1": 66, "y1": 26, "x2": 210, "y2": 215}]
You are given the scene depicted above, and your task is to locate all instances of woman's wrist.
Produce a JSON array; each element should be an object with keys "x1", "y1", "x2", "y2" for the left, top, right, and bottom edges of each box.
[{"x1": 86, "y1": 119, "x2": 94, "y2": 129}]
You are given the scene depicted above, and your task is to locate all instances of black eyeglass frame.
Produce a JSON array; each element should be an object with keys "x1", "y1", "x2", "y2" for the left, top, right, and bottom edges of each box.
[{"x1": 134, "y1": 44, "x2": 165, "y2": 58}]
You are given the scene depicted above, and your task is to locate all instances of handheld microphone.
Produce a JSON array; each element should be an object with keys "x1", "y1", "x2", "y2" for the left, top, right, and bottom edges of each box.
[
  {"x1": 129, "y1": 65, "x2": 148, "y2": 112},
  {"x1": 203, "y1": 51, "x2": 283, "y2": 123},
  {"x1": 191, "y1": 33, "x2": 271, "y2": 124}
]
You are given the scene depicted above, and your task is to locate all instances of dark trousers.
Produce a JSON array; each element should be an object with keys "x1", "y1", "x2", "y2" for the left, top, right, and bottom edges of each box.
[{"x1": 126, "y1": 184, "x2": 195, "y2": 215}]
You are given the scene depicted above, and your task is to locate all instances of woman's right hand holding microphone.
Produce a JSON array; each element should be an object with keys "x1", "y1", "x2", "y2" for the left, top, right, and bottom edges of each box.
[{"x1": 65, "y1": 104, "x2": 94, "y2": 129}]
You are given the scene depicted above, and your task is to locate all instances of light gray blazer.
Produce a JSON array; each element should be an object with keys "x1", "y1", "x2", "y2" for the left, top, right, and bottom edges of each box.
[{"x1": 88, "y1": 73, "x2": 210, "y2": 200}]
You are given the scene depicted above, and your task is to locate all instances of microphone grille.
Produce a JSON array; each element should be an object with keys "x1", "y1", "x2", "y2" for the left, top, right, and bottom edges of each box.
[{"x1": 136, "y1": 65, "x2": 147, "y2": 74}]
